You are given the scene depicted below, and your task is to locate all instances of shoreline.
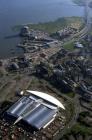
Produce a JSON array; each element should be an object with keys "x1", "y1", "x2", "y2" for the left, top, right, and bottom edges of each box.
[
  {"x1": 12, "y1": 16, "x2": 83, "y2": 34},
  {"x1": 0, "y1": 16, "x2": 83, "y2": 60}
]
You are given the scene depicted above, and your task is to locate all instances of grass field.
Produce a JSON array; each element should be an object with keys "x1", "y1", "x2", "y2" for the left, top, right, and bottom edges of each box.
[
  {"x1": 63, "y1": 41, "x2": 74, "y2": 51},
  {"x1": 71, "y1": 123, "x2": 92, "y2": 135},
  {"x1": 66, "y1": 92, "x2": 75, "y2": 98}
]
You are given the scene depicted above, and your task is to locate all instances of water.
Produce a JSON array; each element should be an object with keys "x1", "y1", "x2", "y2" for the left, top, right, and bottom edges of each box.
[{"x1": 0, "y1": 0, "x2": 84, "y2": 58}]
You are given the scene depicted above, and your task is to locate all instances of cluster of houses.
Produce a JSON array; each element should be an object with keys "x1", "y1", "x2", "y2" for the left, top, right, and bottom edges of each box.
[{"x1": 6, "y1": 56, "x2": 31, "y2": 71}]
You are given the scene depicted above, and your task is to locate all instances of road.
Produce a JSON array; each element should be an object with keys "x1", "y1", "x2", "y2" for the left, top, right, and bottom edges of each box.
[
  {"x1": 43, "y1": 81, "x2": 82, "y2": 139},
  {"x1": 58, "y1": 95, "x2": 81, "y2": 139},
  {"x1": 49, "y1": 25, "x2": 90, "y2": 137},
  {"x1": 62, "y1": 26, "x2": 89, "y2": 47}
]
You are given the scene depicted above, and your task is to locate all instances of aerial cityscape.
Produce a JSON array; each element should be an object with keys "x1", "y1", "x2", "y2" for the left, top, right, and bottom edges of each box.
[{"x1": 0, "y1": 0, "x2": 92, "y2": 140}]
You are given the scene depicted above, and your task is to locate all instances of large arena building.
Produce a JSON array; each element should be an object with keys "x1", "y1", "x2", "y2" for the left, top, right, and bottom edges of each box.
[{"x1": 7, "y1": 90, "x2": 65, "y2": 130}]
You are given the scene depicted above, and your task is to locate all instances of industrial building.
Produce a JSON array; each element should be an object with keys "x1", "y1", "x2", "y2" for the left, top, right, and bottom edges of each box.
[
  {"x1": 7, "y1": 90, "x2": 65, "y2": 130},
  {"x1": 20, "y1": 26, "x2": 30, "y2": 37},
  {"x1": 74, "y1": 42, "x2": 84, "y2": 48},
  {"x1": 56, "y1": 27, "x2": 77, "y2": 39},
  {"x1": 78, "y1": 82, "x2": 92, "y2": 102}
]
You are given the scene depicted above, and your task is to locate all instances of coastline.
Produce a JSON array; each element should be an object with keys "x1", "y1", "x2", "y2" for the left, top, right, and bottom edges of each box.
[
  {"x1": 12, "y1": 17, "x2": 83, "y2": 34},
  {"x1": 0, "y1": 16, "x2": 84, "y2": 60}
]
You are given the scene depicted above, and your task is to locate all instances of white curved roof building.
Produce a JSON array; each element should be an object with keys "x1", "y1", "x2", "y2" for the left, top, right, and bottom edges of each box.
[
  {"x1": 7, "y1": 90, "x2": 65, "y2": 130},
  {"x1": 27, "y1": 90, "x2": 65, "y2": 110}
]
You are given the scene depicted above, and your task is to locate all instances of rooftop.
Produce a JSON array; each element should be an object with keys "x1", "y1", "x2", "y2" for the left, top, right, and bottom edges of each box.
[{"x1": 7, "y1": 91, "x2": 65, "y2": 130}]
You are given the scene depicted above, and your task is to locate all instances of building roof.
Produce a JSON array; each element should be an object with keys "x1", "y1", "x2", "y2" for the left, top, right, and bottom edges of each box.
[
  {"x1": 75, "y1": 42, "x2": 84, "y2": 48},
  {"x1": 23, "y1": 104, "x2": 56, "y2": 130},
  {"x1": 27, "y1": 90, "x2": 65, "y2": 110},
  {"x1": 7, "y1": 91, "x2": 65, "y2": 130},
  {"x1": 7, "y1": 96, "x2": 57, "y2": 130}
]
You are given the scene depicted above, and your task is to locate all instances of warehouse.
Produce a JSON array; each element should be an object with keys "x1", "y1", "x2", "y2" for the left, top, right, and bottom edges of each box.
[
  {"x1": 7, "y1": 90, "x2": 65, "y2": 130},
  {"x1": 74, "y1": 42, "x2": 84, "y2": 48}
]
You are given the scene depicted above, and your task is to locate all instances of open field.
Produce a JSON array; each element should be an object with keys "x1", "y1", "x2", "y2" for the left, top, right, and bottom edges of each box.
[{"x1": 63, "y1": 41, "x2": 74, "y2": 51}]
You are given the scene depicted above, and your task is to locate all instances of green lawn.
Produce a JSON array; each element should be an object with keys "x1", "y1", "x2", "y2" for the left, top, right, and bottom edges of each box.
[
  {"x1": 62, "y1": 123, "x2": 92, "y2": 140},
  {"x1": 66, "y1": 92, "x2": 75, "y2": 98},
  {"x1": 71, "y1": 123, "x2": 92, "y2": 135},
  {"x1": 30, "y1": 18, "x2": 67, "y2": 34},
  {"x1": 63, "y1": 41, "x2": 74, "y2": 51}
]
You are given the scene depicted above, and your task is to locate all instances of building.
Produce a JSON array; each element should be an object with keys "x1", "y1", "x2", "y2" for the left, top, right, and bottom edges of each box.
[
  {"x1": 56, "y1": 27, "x2": 76, "y2": 39},
  {"x1": 74, "y1": 42, "x2": 84, "y2": 48},
  {"x1": 7, "y1": 90, "x2": 65, "y2": 130},
  {"x1": 79, "y1": 83, "x2": 92, "y2": 102},
  {"x1": 8, "y1": 62, "x2": 19, "y2": 71},
  {"x1": 20, "y1": 26, "x2": 30, "y2": 37}
]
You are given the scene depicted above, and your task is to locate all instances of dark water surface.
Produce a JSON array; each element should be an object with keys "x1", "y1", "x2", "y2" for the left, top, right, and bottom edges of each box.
[{"x1": 0, "y1": 0, "x2": 84, "y2": 58}]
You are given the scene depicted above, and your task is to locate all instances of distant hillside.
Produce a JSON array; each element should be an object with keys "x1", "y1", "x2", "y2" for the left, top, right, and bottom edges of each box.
[
  {"x1": 89, "y1": 1, "x2": 92, "y2": 8},
  {"x1": 73, "y1": 0, "x2": 92, "y2": 8},
  {"x1": 72, "y1": 0, "x2": 84, "y2": 6}
]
